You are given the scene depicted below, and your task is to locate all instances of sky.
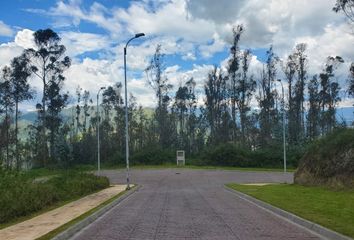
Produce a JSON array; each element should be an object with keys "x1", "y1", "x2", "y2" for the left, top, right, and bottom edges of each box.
[{"x1": 0, "y1": 0, "x2": 353, "y2": 112}]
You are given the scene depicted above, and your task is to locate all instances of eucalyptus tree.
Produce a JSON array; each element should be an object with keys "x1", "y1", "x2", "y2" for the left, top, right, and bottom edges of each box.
[
  {"x1": 282, "y1": 53, "x2": 297, "y2": 143},
  {"x1": 145, "y1": 45, "x2": 175, "y2": 148},
  {"x1": 102, "y1": 83, "x2": 125, "y2": 152},
  {"x1": 237, "y1": 49, "x2": 256, "y2": 146},
  {"x1": 257, "y1": 46, "x2": 278, "y2": 146},
  {"x1": 319, "y1": 56, "x2": 344, "y2": 133},
  {"x1": 25, "y1": 29, "x2": 71, "y2": 165},
  {"x1": 0, "y1": 67, "x2": 13, "y2": 166},
  {"x1": 349, "y1": 63, "x2": 354, "y2": 97},
  {"x1": 82, "y1": 90, "x2": 91, "y2": 133},
  {"x1": 293, "y1": 43, "x2": 308, "y2": 141},
  {"x1": 9, "y1": 54, "x2": 33, "y2": 168},
  {"x1": 333, "y1": 0, "x2": 354, "y2": 23},
  {"x1": 75, "y1": 86, "x2": 82, "y2": 135},
  {"x1": 185, "y1": 78, "x2": 198, "y2": 153},
  {"x1": 205, "y1": 67, "x2": 230, "y2": 143},
  {"x1": 174, "y1": 85, "x2": 189, "y2": 146},
  {"x1": 227, "y1": 25, "x2": 244, "y2": 141},
  {"x1": 307, "y1": 75, "x2": 321, "y2": 139}
]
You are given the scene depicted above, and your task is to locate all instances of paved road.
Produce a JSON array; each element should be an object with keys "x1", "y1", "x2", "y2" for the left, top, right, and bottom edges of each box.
[{"x1": 71, "y1": 169, "x2": 320, "y2": 240}]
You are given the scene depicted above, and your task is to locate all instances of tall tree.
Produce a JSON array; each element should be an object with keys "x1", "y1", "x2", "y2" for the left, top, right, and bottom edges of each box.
[
  {"x1": 102, "y1": 83, "x2": 124, "y2": 153},
  {"x1": 205, "y1": 67, "x2": 230, "y2": 143},
  {"x1": 319, "y1": 56, "x2": 344, "y2": 133},
  {"x1": 145, "y1": 45, "x2": 175, "y2": 148},
  {"x1": 349, "y1": 63, "x2": 354, "y2": 97},
  {"x1": 75, "y1": 86, "x2": 82, "y2": 135},
  {"x1": 257, "y1": 46, "x2": 278, "y2": 146},
  {"x1": 26, "y1": 29, "x2": 71, "y2": 165},
  {"x1": 227, "y1": 25, "x2": 244, "y2": 141},
  {"x1": 185, "y1": 78, "x2": 198, "y2": 153},
  {"x1": 282, "y1": 53, "x2": 297, "y2": 143},
  {"x1": 307, "y1": 75, "x2": 321, "y2": 139},
  {"x1": 236, "y1": 49, "x2": 256, "y2": 146},
  {"x1": 0, "y1": 67, "x2": 13, "y2": 167},
  {"x1": 82, "y1": 90, "x2": 91, "y2": 133},
  {"x1": 293, "y1": 43, "x2": 308, "y2": 142},
  {"x1": 9, "y1": 54, "x2": 33, "y2": 169}
]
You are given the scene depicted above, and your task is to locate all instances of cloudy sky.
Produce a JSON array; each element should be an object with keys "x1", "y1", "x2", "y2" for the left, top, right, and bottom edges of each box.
[{"x1": 0, "y1": 0, "x2": 353, "y2": 111}]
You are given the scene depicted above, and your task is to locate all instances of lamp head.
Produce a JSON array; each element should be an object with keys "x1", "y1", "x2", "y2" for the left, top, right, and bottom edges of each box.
[
  {"x1": 135, "y1": 33, "x2": 145, "y2": 38},
  {"x1": 277, "y1": 79, "x2": 281, "y2": 82},
  {"x1": 100, "y1": 87, "x2": 106, "y2": 90}
]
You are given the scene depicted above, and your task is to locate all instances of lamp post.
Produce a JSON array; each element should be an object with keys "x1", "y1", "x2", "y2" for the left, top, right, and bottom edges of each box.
[
  {"x1": 277, "y1": 79, "x2": 286, "y2": 173},
  {"x1": 124, "y1": 33, "x2": 145, "y2": 190},
  {"x1": 97, "y1": 87, "x2": 106, "y2": 176}
]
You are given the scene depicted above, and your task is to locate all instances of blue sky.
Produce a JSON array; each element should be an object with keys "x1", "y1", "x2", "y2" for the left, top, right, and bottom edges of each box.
[{"x1": 0, "y1": 0, "x2": 353, "y2": 113}]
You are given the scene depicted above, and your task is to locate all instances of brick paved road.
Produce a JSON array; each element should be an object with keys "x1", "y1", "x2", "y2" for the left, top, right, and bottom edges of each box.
[{"x1": 71, "y1": 169, "x2": 320, "y2": 240}]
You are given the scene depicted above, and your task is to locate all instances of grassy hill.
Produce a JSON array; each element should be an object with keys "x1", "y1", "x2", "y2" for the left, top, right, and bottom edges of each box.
[{"x1": 294, "y1": 128, "x2": 354, "y2": 188}]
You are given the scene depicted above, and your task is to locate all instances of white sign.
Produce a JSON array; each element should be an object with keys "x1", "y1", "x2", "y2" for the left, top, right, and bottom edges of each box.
[{"x1": 176, "y1": 150, "x2": 185, "y2": 166}]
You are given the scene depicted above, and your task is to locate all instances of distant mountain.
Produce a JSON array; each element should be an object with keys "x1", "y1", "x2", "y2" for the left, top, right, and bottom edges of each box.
[{"x1": 17, "y1": 106, "x2": 354, "y2": 130}]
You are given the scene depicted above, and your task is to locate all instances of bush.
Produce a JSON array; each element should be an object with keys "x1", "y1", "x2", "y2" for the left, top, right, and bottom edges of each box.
[
  {"x1": 105, "y1": 151, "x2": 125, "y2": 166},
  {"x1": 295, "y1": 128, "x2": 354, "y2": 188},
  {"x1": 0, "y1": 170, "x2": 109, "y2": 224},
  {"x1": 131, "y1": 146, "x2": 175, "y2": 165},
  {"x1": 200, "y1": 143, "x2": 287, "y2": 168},
  {"x1": 201, "y1": 143, "x2": 250, "y2": 167}
]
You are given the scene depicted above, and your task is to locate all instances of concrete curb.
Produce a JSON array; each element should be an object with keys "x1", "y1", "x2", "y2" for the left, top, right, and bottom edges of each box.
[
  {"x1": 224, "y1": 186, "x2": 352, "y2": 240},
  {"x1": 52, "y1": 185, "x2": 141, "y2": 240}
]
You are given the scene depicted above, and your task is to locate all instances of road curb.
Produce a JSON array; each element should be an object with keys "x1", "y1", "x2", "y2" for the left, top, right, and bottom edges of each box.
[
  {"x1": 52, "y1": 185, "x2": 141, "y2": 240},
  {"x1": 224, "y1": 186, "x2": 352, "y2": 240}
]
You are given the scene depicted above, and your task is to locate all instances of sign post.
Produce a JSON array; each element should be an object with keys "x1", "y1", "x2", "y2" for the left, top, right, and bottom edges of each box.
[{"x1": 176, "y1": 150, "x2": 185, "y2": 166}]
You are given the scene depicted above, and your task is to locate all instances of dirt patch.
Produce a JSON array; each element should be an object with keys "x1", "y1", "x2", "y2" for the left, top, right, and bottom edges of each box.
[{"x1": 242, "y1": 183, "x2": 277, "y2": 186}]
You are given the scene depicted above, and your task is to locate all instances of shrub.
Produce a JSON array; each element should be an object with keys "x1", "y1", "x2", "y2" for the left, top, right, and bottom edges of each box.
[
  {"x1": 201, "y1": 143, "x2": 250, "y2": 167},
  {"x1": 295, "y1": 128, "x2": 354, "y2": 188},
  {"x1": 0, "y1": 170, "x2": 109, "y2": 224},
  {"x1": 105, "y1": 151, "x2": 125, "y2": 166},
  {"x1": 131, "y1": 146, "x2": 175, "y2": 165}
]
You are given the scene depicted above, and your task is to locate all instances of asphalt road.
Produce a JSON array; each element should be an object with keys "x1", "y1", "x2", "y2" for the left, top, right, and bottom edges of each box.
[{"x1": 71, "y1": 169, "x2": 320, "y2": 240}]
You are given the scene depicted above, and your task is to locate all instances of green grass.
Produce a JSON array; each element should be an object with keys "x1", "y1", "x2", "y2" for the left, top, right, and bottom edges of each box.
[
  {"x1": 226, "y1": 183, "x2": 354, "y2": 238},
  {"x1": 0, "y1": 186, "x2": 107, "y2": 230},
  {"x1": 129, "y1": 164, "x2": 295, "y2": 172},
  {"x1": 24, "y1": 164, "x2": 294, "y2": 178},
  {"x1": 0, "y1": 170, "x2": 109, "y2": 226},
  {"x1": 37, "y1": 187, "x2": 133, "y2": 240}
]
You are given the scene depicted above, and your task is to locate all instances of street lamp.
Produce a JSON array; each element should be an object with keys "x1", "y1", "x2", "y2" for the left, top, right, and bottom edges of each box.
[
  {"x1": 277, "y1": 79, "x2": 286, "y2": 173},
  {"x1": 97, "y1": 86, "x2": 106, "y2": 176},
  {"x1": 124, "y1": 33, "x2": 145, "y2": 190}
]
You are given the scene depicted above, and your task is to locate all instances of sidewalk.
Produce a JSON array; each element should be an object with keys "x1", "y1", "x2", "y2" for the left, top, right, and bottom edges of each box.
[{"x1": 0, "y1": 185, "x2": 126, "y2": 240}]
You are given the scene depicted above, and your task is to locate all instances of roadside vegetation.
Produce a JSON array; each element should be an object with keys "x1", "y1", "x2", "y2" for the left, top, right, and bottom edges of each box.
[
  {"x1": 227, "y1": 183, "x2": 354, "y2": 238},
  {"x1": 295, "y1": 128, "x2": 354, "y2": 188},
  {"x1": 0, "y1": 170, "x2": 109, "y2": 226}
]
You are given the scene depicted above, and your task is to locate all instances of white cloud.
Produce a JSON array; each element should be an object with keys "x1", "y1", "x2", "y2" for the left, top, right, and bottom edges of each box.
[
  {"x1": 0, "y1": 43, "x2": 23, "y2": 67},
  {"x1": 60, "y1": 31, "x2": 111, "y2": 57},
  {"x1": 0, "y1": 21, "x2": 13, "y2": 37},
  {"x1": 10, "y1": 0, "x2": 352, "y2": 111},
  {"x1": 199, "y1": 33, "x2": 226, "y2": 58},
  {"x1": 0, "y1": 29, "x2": 34, "y2": 68},
  {"x1": 38, "y1": 0, "x2": 123, "y2": 38},
  {"x1": 14, "y1": 29, "x2": 35, "y2": 49}
]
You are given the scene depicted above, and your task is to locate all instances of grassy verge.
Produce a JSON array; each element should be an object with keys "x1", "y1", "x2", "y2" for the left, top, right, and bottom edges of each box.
[
  {"x1": 0, "y1": 170, "x2": 109, "y2": 227},
  {"x1": 37, "y1": 186, "x2": 133, "y2": 240},
  {"x1": 129, "y1": 164, "x2": 295, "y2": 172},
  {"x1": 226, "y1": 183, "x2": 354, "y2": 238},
  {"x1": 24, "y1": 164, "x2": 294, "y2": 178}
]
